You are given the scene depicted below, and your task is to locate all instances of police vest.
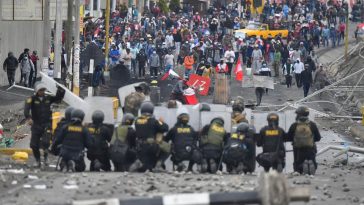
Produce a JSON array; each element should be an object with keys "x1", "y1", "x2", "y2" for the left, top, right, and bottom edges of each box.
[
  {"x1": 202, "y1": 123, "x2": 225, "y2": 147},
  {"x1": 87, "y1": 125, "x2": 107, "y2": 152},
  {"x1": 62, "y1": 124, "x2": 86, "y2": 151},
  {"x1": 112, "y1": 125, "x2": 129, "y2": 144},
  {"x1": 173, "y1": 125, "x2": 194, "y2": 150},
  {"x1": 262, "y1": 128, "x2": 282, "y2": 152}
]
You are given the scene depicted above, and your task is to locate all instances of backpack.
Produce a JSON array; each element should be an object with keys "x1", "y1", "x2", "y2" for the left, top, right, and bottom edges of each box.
[
  {"x1": 293, "y1": 121, "x2": 314, "y2": 148},
  {"x1": 109, "y1": 126, "x2": 129, "y2": 163}
]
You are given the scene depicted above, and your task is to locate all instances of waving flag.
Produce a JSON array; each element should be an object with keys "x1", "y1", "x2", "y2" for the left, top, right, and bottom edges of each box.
[
  {"x1": 161, "y1": 69, "x2": 182, "y2": 80},
  {"x1": 234, "y1": 57, "x2": 244, "y2": 81}
]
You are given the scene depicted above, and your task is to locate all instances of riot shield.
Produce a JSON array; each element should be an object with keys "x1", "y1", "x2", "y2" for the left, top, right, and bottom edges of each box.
[
  {"x1": 200, "y1": 104, "x2": 232, "y2": 132},
  {"x1": 84, "y1": 97, "x2": 115, "y2": 124},
  {"x1": 213, "y1": 74, "x2": 230, "y2": 104},
  {"x1": 153, "y1": 107, "x2": 177, "y2": 129}
]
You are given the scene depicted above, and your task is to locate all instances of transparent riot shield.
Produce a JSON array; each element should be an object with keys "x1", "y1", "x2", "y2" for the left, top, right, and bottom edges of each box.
[
  {"x1": 84, "y1": 97, "x2": 115, "y2": 124},
  {"x1": 153, "y1": 106, "x2": 178, "y2": 129}
]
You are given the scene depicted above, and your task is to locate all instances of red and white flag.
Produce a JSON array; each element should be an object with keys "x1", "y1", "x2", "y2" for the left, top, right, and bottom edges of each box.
[
  {"x1": 234, "y1": 57, "x2": 244, "y2": 81},
  {"x1": 161, "y1": 69, "x2": 182, "y2": 80}
]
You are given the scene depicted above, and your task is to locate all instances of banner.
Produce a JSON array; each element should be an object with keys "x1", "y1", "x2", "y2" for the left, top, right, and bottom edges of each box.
[{"x1": 186, "y1": 74, "x2": 211, "y2": 96}]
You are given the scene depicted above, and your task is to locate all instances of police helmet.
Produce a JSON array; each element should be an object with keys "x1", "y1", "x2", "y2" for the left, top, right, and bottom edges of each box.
[
  {"x1": 267, "y1": 113, "x2": 279, "y2": 126},
  {"x1": 92, "y1": 110, "x2": 105, "y2": 124},
  {"x1": 200, "y1": 103, "x2": 211, "y2": 112},
  {"x1": 140, "y1": 82, "x2": 150, "y2": 95},
  {"x1": 140, "y1": 101, "x2": 154, "y2": 114},
  {"x1": 167, "y1": 100, "x2": 177, "y2": 108},
  {"x1": 236, "y1": 122, "x2": 250, "y2": 134},
  {"x1": 71, "y1": 109, "x2": 85, "y2": 121},
  {"x1": 211, "y1": 117, "x2": 224, "y2": 126},
  {"x1": 122, "y1": 113, "x2": 135, "y2": 125},
  {"x1": 177, "y1": 107, "x2": 189, "y2": 123},
  {"x1": 295, "y1": 106, "x2": 309, "y2": 117},
  {"x1": 64, "y1": 106, "x2": 74, "y2": 121},
  {"x1": 232, "y1": 96, "x2": 245, "y2": 112}
]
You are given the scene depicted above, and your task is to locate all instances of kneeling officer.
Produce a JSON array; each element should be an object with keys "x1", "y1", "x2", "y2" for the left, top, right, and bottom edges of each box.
[
  {"x1": 257, "y1": 113, "x2": 286, "y2": 172},
  {"x1": 87, "y1": 110, "x2": 112, "y2": 171},
  {"x1": 200, "y1": 117, "x2": 227, "y2": 173},
  {"x1": 132, "y1": 102, "x2": 169, "y2": 172},
  {"x1": 53, "y1": 109, "x2": 92, "y2": 172},
  {"x1": 165, "y1": 107, "x2": 202, "y2": 172}
]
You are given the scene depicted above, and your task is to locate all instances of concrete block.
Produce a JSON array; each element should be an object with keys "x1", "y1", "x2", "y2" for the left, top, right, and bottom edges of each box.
[{"x1": 350, "y1": 125, "x2": 364, "y2": 140}]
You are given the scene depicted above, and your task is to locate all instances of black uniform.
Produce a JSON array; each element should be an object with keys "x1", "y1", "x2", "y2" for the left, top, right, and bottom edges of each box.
[
  {"x1": 165, "y1": 122, "x2": 201, "y2": 171},
  {"x1": 257, "y1": 126, "x2": 286, "y2": 172},
  {"x1": 109, "y1": 125, "x2": 137, "y2": 171},
  {"x1": 87, "y1": 124, "x2": 112, "y2": 171},
  {"x1": 135, "y1": 114, "x2": 169, "y2": 171},
  {"x1": 3, "y1": 54, "x2": 18, "y2": 86},
  {"x1": 53, "y1": 120, "x2": 92, "y2": 172},
  {"x1": 24, "y1": 87, "x2": 65, "y2": 162},
  {"x1": 223, "y1": 133, "x2": 252, "y2": 173},
  {"x1": 286, "y1": 118, "x2": 321, "y2": 173}
]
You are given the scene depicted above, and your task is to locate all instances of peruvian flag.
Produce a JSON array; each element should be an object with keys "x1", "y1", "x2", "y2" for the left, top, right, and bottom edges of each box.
[
  {"x1": 234, "y1": 57, "x2": 244, "y2": 81},
  {"x1": 161, "y1": 69, "x2": 182, "y2": 80}
]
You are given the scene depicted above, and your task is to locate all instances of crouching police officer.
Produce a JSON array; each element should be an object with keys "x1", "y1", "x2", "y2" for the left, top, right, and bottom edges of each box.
[
  {"x1": 286, "y1": 106, "x2": 321, "y2": 175},
  {"x1": 131, "y1": 102, "x2": 169, "y2": 172},
  {"x1": 223, "y1": 122, "x2": 255, "y2": 174},
  {"x1": 87, "y1": 110, "x2": 113, "y2": 171},
  {"x1": 257, "y1": 113, "x2": 286, "y2": 172},
  {"x1": 24, "y1": 82, "x2": 65, "y2": 167},
  {"x1": 52, "y1": 109, "x2": 92, "y2": 172},
  {"x1": 165, "y1": 107, "x2": 202, "y2": 172},
  {"x1": 52, "y1": 106, "x2": 74, "y2": 156},
  {"x1": 200, "y1": 117, "x2": 227, "y2": 173},
  {"x1": 109, "y1": 113, "x2": 137, "y2": 171}
]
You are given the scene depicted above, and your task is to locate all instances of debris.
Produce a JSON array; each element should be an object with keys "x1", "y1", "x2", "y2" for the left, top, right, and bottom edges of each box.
[
  {"x1": 343, "y1": 187, "x2": 350, "y2": 192},
  {"x1": 0, "y1": 169, "x2": 25, "y2": 174},
  {"x1": 27, "y1": 175, "x2": 39, "y2": 180},
  {"x1": 11, "y1": 180, "x2": 17, "y2": 185},
  {"x1": 34, "y1": 184, "x2": 47, "y2": 190},
  {"x1": 23, "y1": 184, "x2": 31, "y2": 189},
  {"x1": 63, "y1": 184, "x2": 79, "y2": 190}
]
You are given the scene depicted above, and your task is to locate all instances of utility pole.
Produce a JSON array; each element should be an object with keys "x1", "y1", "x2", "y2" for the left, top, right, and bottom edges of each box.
[
  {"x1": 54, "y1": 0, "x2": 62, "y2": 80},
  {"x1": 90, "y1": 0, "x2": 94, "y2": 17},
  {"x1": 66, "y1": 0, "x2": 74, "y2": 68},
  {"x1": 344, "y1": 4, "x2": 349, "y2": 61},
  {"x1": 73, "y1": 0, "x2": 81, "y2": 96},
  {"x1": 105, "y1": 0, "x2": 111, "y2": 73},
  {"x1": 42, "y1": 0, "x2": 51, "y2": 74}
]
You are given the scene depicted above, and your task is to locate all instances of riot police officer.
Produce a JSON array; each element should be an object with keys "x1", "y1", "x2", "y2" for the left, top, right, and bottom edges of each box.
[
  {"x1": 124, "y1": 83, "x2": 148, "y2": 116},
  {"x1": 257, "y1": 113, "x2": 286, "y2": 172},
  {"x1": 131, "y1": 102, "x2": 169, "y2": 172},
  {"x1": 231, "y1": 96, "x2": 248, "y2": 125},
  {"x1": 53, "y1": 109, "x2": 92, "y2": 172},
  {"x1": 223, "y1": 122, "x2": 254, "y2": 174},
  {"x1": 110, "y1": 113, "x2": 137, "y2": 172},
  {"x1": 165, "y1": 107, "x2": 202, "y2": 172},
  {"x1": 52, "y1": 106, "x2": 74, "y2": 156},
  {"x1": 87, "y1": 110, "x2": 112, "y2": 171},
  {"x1": 286, "y1": 106, "x2": 321, "y2": 175},
  {"x1": 24, "y1": 82, "x2": 65, "y2": 167},
  {"x1": 200, "y1": 117, "x2": 227, "y2": 173}
]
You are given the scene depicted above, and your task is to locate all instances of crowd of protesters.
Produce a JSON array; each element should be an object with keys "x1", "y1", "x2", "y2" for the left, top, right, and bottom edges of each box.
[{"x1": 66, "y1": 0, "x2": 362, "y2": 99}]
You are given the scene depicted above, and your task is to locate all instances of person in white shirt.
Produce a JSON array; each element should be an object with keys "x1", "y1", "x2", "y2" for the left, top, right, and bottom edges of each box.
[
  {"x1": 224, "y1": 47, "x2": 236, "y2": 76},
  {"x1": 165, "y1": 32, "x2": 174, "y2": 48},
  {"x1": 121, "y1": 48, "x2": 132, "y2": 71},
  {"x1": 293, "y1": 58, "x2": 304, "y2": 88},
  {"x1": 252, "y1": 44, "x2": 263, "y2": 72},
  {"x1": 164, "y1": 51, "x2": 175, "y2": 72}
]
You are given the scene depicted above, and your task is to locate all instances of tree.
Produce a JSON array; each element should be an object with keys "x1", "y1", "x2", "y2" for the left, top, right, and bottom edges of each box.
[
  {"x1": 158, "y1": 0, "x2": 169, "y2": 14},
  {"x1": 169, "y1": 0, "x2": 181, "y2": 13}
]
